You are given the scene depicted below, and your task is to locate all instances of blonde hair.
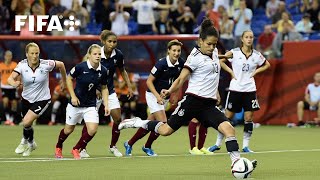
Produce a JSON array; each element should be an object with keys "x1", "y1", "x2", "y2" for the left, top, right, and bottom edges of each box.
[
  {"x1": 84, "y1": 44, "x2": 101, "y2": 61},
  {"x1": 25, "y1": 42, "x2": 39, "y2": 53}
]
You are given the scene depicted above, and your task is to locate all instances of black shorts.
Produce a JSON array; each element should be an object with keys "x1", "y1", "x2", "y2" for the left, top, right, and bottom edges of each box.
[
  {"x1": 21, "y1": 98, "x2": 51, "y2": 117},
  {"x1": 225, "y1": 91, "x2": 260, "y2": 113},
  {"x1": 1, "y1": 88, "x2": 18, "y2": 100},
  {"x1": 167, "y1": 95, "x2": 229, "y2": 131},
  {"x1": 303, "y1": 101, "x2": 318, "y2": 110}
]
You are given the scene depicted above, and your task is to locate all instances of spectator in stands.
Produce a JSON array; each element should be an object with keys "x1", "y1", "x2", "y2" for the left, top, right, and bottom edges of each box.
[
  {"x1": 233, "y1": 0, "x2": 252, "y2": 47},
  {"x1": 0, "y1": 0, "x2": 10, "y2": 34},
  {"x1": 95, "y1": 0, "x2": 114, "y2": 32},
  {"x1": 48, "y1": 0, "x2": 68, "y2": 36},
  {"x1": 219, "y1": 11, "x2": 234, "y2": 50},
  {"x1": 266, "y1": 0, "x2": 280, "y2": 18},
  {"x1": 311, "y1": 11, "x2": 320, "y2": 31},
  {"x1": 295, "y1": 13, "x2": 313, "y2": 33},
  {"x1": 214, "y1": 0, "x2": 230, "y2": 13},
  {"x1": 110, "y1": 3, "x2": 130, "y2": 35},
  {"x1": 169, "y1": 0, "x2": 195, "y2": 34},
  {"x1": 271, "y1": 1, "x2": 288, "y2": 24},
  {"x1": 0, "y1": 50, "x2": 18, "y2": 126},
  {"x1": 155, "y1": 10, "x2": 174, "y2": 34},
  {"x1": 71, "y1": 0, "x2": 89, "y2": 34},
  {"x1": 272, "y1": 21, "x2": 303, "y2": 58},
  {"x1": 257, "y1": 25, "x2": 276, "y2": 59},
  {"x1": 307, "y1": 0, "x2": 320, "y2": 23},
  {"x1": 272, "y1": 11, "x2": 294, "y2": 33},
  {"x1": 123, "y1": 0, "x2": 172, "y2": 34},
  {"x1": 297, "y1": 72, "x2": 320, "y2": 126},
  {"x1": 196, "y1": 0, "x2": 220, "y2": 31},
  {"x1": 186, "y1": 0, "x2": 202, "y2": 19}
]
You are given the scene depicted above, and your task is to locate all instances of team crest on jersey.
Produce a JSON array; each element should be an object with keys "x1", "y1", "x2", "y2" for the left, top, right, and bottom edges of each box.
[
  {"x1": 228, "y1": 102, "x2": 232, "y2": 109},
  {"x1": 178, "y1": 109, "x2": 185, "y2": 116},
  {"x1": 25, "y1": 70, "x2": 28, "y2": 72},
  {"x1": 98, "y1": 73, "x2": 102, "y2": 78},
  {"x1": 114, "y1": 59, "x2": 117, "y2": 64}
]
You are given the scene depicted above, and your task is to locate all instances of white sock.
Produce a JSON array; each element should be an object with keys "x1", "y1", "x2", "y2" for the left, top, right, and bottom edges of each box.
[
  {"x1": 20, "y1": 137, "x2": 27, "y2": 144},
  {"x1": 216, "y1": 132, "x2": 224, "y2": 146},
  {"x1": 243, "y1": 132, "x2": 251, "y2": 148},
  {"x1": 5, "y1": 113, "x2": 11, "y2": 121},
  {"x1": 229, "y1": 151, "x2": 241, "y2": 164}
]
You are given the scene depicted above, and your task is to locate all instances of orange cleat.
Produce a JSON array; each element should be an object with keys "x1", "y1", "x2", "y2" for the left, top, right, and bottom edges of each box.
[
  {"x1": 71, "y1": 149, "x2": 81, "y2": 160},
  {"x1": 55, "y1": 148, "x2": 63, "y2": 158}
]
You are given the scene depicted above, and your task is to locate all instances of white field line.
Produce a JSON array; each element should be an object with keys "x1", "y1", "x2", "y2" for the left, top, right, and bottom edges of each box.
[{"x1": 1, "y1": 148, "x2": 320, "y2": 163}]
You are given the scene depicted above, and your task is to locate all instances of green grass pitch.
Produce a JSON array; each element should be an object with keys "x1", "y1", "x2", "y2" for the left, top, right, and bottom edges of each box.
[{"x1": 0, "y1": 125, "x2": 319, "y2": 180}]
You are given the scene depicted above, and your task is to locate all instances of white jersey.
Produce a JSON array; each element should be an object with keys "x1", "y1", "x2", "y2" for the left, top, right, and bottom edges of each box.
[
  {"x1": 14, "y1": 59, "x2": 55, "y2": 103},
  {"x1": 184, "y1": 47, "x2": 220, "y2": 99},
  {"x1": 305, "y1": 83, "x2": 320, "y2": 102},
  {"x1": 228, "y1": 48, "x2": 266, "y2": 92}
]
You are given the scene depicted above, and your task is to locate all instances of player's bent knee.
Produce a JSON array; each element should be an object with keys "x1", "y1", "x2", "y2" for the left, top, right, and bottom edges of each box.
[
  {"x1": 158, "y1": 124, "x2": 174, "y2": 136},
  {"x1": 218, "y1": 121, "x2": 235, "y2": 137}
]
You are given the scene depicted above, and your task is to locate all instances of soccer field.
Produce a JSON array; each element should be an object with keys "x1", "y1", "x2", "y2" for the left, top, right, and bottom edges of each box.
[{"x1": 0, "y1": 125, "x2": 319, "y2": 180}]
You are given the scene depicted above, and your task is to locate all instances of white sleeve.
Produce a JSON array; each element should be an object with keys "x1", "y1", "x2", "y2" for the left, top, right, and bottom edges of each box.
[
  {"x1": 257, "y1": 52, "x2": 266, "y2": 66},
  {"x1": 13, "y1": 62, "x2": 22, "y2": 74},
  {"x1": 152, "y1": 1, "x2": 159, "y2": 7},
  {"x1": 184, "y1": 55, "x2": 198, "y2": 72},
  {"x1": 44, "y1": 60, "x2": 56, "y2": 72}
]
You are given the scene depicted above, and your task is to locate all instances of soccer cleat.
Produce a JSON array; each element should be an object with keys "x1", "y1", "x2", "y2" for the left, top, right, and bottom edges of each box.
[
  {"x1": 71, "y1": 149, "x2": 81, "y2": 160},
  {"x1": 242, "y1": 147, "x2": 254, "y2": 153},
  {"x1": 110, "y1": 146, "x2": 123, "y2": 157},
  {"x1": 199, "y1": 147, "x2": 214, "y2": 155},
  {"x1": 22, "y1": 141, "x2": 37, "y2": 157},
  {"x1": 15, "y1": 138, "x2": 28, "y2": 154},
  {"x1": 124, "y1": 141, "x2": 132, "y2": 156},
  {"x1": 118, "y1": 117, "x2": 145, "y2": 130},
  {"x1": 80, "y1": 149, "x2": 90, "y2": 158},
  {"x1": 189, "y1": 147, "x2": 204, "y2": 155},
  {"x1": 142, "y1": 146, "x2": 158, "y2": 156},
  {"x1": 207, "y1": 145, "x2": 221, "y2": 152},
  {"x1": 55, "y1": 148, "x2": 63, "y2": 158},
  {"x1": 251, "y1": 159, "x2": 258, "y2": 169}
]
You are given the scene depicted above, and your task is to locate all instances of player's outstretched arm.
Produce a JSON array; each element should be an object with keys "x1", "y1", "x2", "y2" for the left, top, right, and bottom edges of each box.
[{"x1": 220, "y1": 53, "x2": 236, "y2": 80}]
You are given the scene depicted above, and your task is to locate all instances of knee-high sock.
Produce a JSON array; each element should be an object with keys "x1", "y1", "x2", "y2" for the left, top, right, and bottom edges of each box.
[
  {"x1": 110, "y1": 123, "x2": 120, "y2": 147},
  {"x1": 73, "y1": 132, "x2": 94, "y2": 150},
  {"x1": 81, "y1": 125, "x2": 89, "y2": 149},
  {"x1": 215, "y1": 132, "x2": 224, "y2": 146},
  {"x1": 188, "y1": 121, "x2": 198, "y2": 149},
  {"x1": 145, "y1": 131, "x2": 159, "y2": 148},
  {"x1": 225, "y1": 136, "x2": 240, "y2": 164},
  {"x1": 56, "y1": 128, "x2": 69, "y2": 148},
  {"x1": 243, "y1": 121, "x2": 253, "y2": 148},
  {"x1": 128, "y1": 127, "x2": 149, "y2": 146},
  {"x1": 197, "y1": 124, "x2": 207, "y2": 149},
  {"x1": 23, "y1": 126, "x2": 34, "y2": 143}
]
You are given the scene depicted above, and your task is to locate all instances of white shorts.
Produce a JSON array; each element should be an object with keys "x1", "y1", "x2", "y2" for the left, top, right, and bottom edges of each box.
[
  {"x1": 66, "y1": 104, "x2": 99, "y2": 125},
  {"x1": 96, "y1": 92, "x2": 120, "y2": 110},
  {"x1": 146, "y1": 91, "x2": 169, "y2": 114}
]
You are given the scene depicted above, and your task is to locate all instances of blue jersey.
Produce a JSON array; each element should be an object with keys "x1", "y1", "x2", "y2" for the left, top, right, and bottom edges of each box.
[
  {"x1": 101, "y1": 48, "x2": 124, "y2": 94},
  {"x1": 69, "y1": 61, "x2": 108, "y2": 107},
  {"x1": 148, "y1": 56, "x2": 185, "y2": 95}
]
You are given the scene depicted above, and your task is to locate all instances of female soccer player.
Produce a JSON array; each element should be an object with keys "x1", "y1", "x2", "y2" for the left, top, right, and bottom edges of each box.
[
  {"x1": 54, "y1": 44, "x2": 110, "y2": 159},
  {"x1": 124, "y1": 39, "x2": 184, "y2": 156},
  {"x1": 8, "y1": 42, "x2": 67, "y2": 156},
  {"x1": 118, "y1": 19, "x2": 257, "y2": 168},
  {"x1": 208, "y1": 30, "x2": 270, "y2": 153},
  {"x1": 80, "y1": 30, "x2": 133, "y2": 158}
]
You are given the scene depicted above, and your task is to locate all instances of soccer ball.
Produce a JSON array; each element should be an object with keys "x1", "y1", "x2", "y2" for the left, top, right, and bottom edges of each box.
[{"x1": 231, "y1": 158, "x2": 254, "y2": 179}]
